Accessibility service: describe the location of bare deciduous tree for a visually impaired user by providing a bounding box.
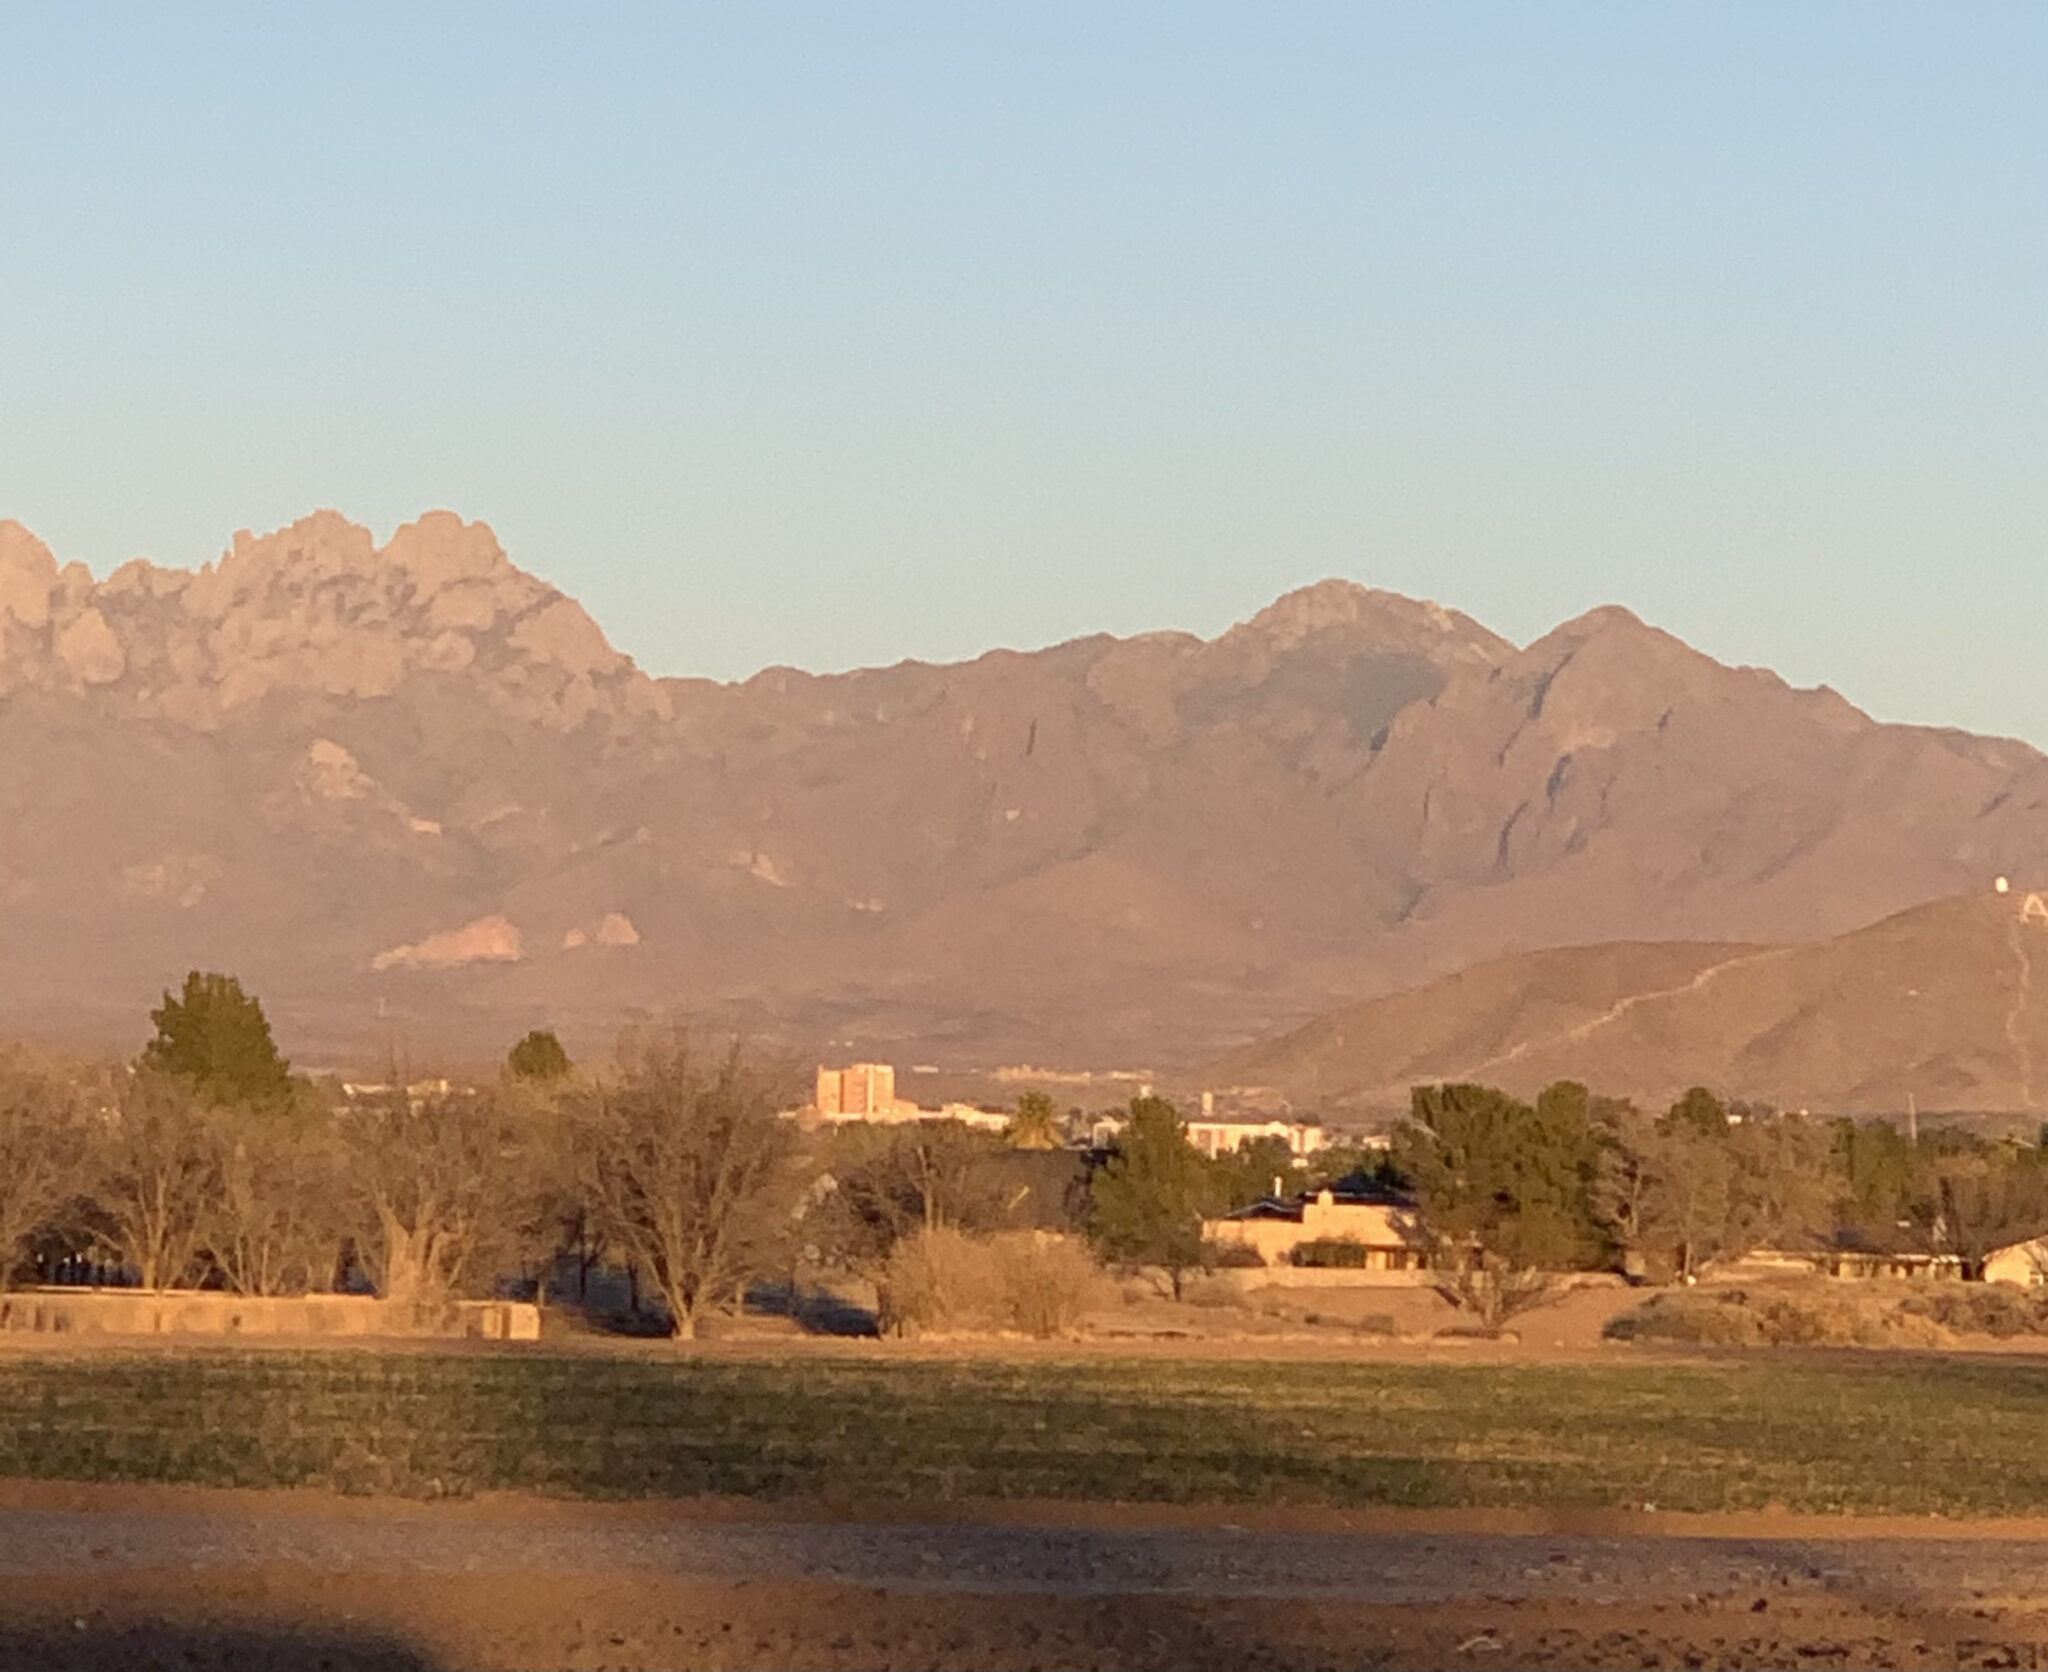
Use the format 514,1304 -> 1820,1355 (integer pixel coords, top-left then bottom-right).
340,1090 -> 528,1308
1431,1251 -> 1568,1331
1725,1113 -> 1836,1258
98,1071 -> 216,1291
201,1114 -> 348,1296
1595,1102 -> 1733,1280
0,1053 -> 88,1292
579,1031 -> 796,1339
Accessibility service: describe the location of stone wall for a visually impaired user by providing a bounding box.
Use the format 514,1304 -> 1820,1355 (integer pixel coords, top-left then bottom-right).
0,1288 -> 541,1341
1219,1265 -> 1438,1290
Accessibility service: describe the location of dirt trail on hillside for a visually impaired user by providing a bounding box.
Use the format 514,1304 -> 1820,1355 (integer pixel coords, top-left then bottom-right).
6,1485 -> 2048,1669
1454,944 -> 1792,1084
2009,913 -> 2038,1109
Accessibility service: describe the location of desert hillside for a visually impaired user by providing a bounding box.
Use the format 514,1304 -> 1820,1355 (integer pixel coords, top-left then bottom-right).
2,510 -> 2044,1069
1209,890 -> 2048,1117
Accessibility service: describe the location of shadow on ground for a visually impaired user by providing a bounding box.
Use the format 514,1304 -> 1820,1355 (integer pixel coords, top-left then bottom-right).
0,1622 -> 432,1672
747,1279 -> 880,1336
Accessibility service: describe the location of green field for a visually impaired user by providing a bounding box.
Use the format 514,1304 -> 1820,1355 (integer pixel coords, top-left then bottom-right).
3,1348 -> 2047,1515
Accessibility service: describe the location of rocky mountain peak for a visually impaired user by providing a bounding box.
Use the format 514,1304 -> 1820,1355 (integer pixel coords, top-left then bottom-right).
1230,578 -> 1511,666
1510,603 -> 1874,739
195,510 -> 520,610
0,521 -> 60,629
0,511 -> 666,730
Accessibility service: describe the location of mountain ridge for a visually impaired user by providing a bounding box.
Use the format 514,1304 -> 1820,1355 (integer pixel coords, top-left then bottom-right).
3,508 -> 2043,1077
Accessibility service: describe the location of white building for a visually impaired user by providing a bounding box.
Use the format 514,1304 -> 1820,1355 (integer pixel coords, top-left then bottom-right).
1183,1116 -> 1328,1160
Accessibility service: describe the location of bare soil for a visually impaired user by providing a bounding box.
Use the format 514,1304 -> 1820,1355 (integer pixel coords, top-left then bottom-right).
8,1568 -> 2036,1672
7,1483 -> 2048,1670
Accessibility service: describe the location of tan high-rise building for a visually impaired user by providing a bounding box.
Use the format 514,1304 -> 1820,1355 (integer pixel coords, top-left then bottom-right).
814,1062 -> 904,1119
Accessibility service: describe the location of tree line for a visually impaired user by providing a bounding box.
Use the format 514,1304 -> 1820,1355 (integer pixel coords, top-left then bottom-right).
0,976 -> 812,1336
0,975 -> 1102,1336
1073,1083 -> 2048,1325
6,971 -> 2044,1338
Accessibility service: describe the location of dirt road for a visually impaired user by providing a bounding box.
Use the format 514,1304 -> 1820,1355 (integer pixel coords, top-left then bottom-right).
4,1485 -> 2048,1669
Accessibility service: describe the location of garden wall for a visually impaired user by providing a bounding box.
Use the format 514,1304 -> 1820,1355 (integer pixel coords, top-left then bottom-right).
1221,1266 -> 1437,1290
0,1287 -> 540,1341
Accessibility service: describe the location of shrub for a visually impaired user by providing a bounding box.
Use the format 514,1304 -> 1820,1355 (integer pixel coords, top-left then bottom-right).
1897,1284 -> 2048,1338
1202,1238 -> 1266,1268
1604,1282 -> 1955,1349
878,1228 -> 1104,1337
1290,1236 -> 1371,1269
995,1231 -> 1105,1337
878,1227 -> 1002,1335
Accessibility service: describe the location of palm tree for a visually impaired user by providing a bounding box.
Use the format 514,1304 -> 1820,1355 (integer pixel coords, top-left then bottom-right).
1004,1090 -> 1064,1150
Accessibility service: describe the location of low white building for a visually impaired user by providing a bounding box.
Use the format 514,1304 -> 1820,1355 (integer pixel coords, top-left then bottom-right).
1184,1117 -> 1327,1160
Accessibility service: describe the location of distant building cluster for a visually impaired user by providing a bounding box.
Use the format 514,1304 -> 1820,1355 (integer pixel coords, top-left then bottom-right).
335,1076 -> 467,1113
1181,1088 -> 1329,1160
808,1063 -> 1006,1131
808,1063 -> 1349,1154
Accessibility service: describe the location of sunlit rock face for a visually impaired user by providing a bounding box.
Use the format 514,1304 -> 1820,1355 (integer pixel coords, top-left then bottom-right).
1,509 -> 2044,1071
0,510 -> 670,729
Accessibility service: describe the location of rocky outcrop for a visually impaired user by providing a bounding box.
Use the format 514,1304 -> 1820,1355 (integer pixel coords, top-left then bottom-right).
0,510 -> 669,730
372,915 -> 526,972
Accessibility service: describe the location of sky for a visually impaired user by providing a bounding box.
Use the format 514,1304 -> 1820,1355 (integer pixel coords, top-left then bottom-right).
2,3 -> 2043,743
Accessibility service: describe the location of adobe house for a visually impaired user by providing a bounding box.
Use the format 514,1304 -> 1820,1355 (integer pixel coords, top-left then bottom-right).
1204,1186 -> 1430,1277
1982,1237 -> 2048,1286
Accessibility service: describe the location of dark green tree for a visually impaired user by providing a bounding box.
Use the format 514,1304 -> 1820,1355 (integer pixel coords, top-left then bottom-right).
1928,1141 -> 2048,1278
141,971 -> 292,1108
1665,1085 -> 1730,1139
507,1028 -> 573,1082
1087,1095 -> 1218,1298
1393,1081 -> 1603,1326
1212,1133 -> 1302,1210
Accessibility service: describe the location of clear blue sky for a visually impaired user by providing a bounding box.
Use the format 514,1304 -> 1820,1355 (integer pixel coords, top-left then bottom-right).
3,4 -> 2043,742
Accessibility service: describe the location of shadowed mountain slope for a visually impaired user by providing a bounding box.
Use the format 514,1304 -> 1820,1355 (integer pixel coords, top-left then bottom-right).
1209,891 -> 2048,1117
2,510 -> 2044,1069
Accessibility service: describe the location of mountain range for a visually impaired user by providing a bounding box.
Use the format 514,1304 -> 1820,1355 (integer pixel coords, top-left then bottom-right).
2,509 -> 2044,1090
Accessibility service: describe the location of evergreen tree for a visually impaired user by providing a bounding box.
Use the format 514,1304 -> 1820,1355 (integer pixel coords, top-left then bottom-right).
1665,1085 -> 1730,1138
1394,1081 -> 1603,1326
141,971 -> 292,1109
507,1028 -> 573,1082
1087,1095 -> 1217,1298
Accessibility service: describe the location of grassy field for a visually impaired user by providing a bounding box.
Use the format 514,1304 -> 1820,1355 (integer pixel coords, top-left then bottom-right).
4,1347 -> 2048,1515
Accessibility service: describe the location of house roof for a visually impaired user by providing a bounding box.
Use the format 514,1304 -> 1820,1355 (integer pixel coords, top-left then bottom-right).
1218,1186 -> 1410,1225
